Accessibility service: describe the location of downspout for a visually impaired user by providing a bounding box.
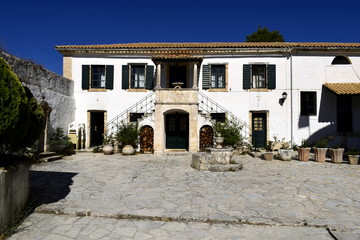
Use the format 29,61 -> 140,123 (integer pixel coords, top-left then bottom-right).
289,48 -> 294,147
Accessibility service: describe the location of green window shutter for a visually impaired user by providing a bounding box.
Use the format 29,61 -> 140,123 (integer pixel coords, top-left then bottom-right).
202,65 -> 210,89
122,65 -> 129,89
243,64 -> 251,90
145,65 -> 154,90
82,65 -> 90,90
267,64 -> 276,89
105,65 -> 114,89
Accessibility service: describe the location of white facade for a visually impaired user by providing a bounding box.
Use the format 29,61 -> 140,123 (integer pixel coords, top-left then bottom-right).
56,43 -> 360,151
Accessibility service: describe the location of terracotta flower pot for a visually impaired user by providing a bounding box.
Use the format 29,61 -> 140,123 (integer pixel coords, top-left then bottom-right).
348,155 -> 359,165
298,148 -> 311,161
329,148 -> 344,164
263,152 -> 274,161
314,148 -> 327,163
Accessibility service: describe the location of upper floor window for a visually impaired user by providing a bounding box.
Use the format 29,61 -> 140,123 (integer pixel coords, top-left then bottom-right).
202,64 -> 227,90
301,91 -> 317,116
82,65 -> 114,90
243,64 -> 276,90
122,64 -> 154,90
331,56 -> 351,65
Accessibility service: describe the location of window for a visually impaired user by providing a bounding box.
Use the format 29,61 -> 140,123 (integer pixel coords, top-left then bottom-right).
331,56 -> 351,65
130,113 -> 144,122
210,65 -> 226,88
91,65 -> 106,88
131,65 -> 145,88
243,64 -> 276,90
301,92 -> 317,116
211,113 -> 226,122
122,64 -> 154,90
82,65 -> 114,90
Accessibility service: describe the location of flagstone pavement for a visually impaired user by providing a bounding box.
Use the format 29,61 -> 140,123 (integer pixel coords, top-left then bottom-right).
8,153 -> 360,240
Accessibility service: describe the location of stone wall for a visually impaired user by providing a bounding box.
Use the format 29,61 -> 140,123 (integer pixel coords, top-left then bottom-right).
0,162 -> 30,232
0,51 -> 75,137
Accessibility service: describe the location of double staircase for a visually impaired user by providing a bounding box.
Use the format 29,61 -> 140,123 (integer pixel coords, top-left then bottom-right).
105,90 -> 251,139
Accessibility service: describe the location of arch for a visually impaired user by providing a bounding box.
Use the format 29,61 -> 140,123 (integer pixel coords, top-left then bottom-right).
163,108 -> 189,115
199,125 -> 213,151
139,125 -> 154,152
331,56 -> 351,65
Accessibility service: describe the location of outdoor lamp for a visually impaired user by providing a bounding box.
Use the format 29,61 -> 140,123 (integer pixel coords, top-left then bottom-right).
280,92 -> 288,106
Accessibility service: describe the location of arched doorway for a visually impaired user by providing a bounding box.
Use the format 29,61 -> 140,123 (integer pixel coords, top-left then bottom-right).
140,125 -> 154,152
199,125 -> 213,151
165,112 -> 189,150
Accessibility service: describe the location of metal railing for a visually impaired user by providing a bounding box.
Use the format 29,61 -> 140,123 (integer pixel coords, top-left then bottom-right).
198,91 -> 251,139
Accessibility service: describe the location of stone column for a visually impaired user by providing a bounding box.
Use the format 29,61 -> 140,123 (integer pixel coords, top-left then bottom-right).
154,63 -> 161,89
192,62 -> 198,89
43,107 -> 52,152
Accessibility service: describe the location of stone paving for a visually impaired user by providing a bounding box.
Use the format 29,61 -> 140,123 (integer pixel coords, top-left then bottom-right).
9,153 -> 360,239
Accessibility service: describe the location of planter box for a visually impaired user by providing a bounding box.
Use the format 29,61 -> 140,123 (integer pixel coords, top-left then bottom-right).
298,148 -> 311,161
348,155 -> 359,165
278,149 -> 293,161
314,148 -> 327,163
329,148 -> 344,164
263,152 -> 274,161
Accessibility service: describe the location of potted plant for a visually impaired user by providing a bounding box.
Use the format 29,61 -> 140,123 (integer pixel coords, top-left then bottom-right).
346,148 -> 360,165
313,138 -> 328,163
102,132 -> 114,155
116,122 -> 139,155
278,141 -> 293,161
263,140 -> 274,161
298,139 -> 311,162
329,145 -> 344,164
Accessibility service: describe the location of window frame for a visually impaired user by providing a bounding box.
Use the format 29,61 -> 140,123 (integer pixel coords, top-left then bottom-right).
129,64 -> 147,89
300,91 -> 317,116
210,64 -> 226,89
90,65 -> 106,89
251,64 -> 267,89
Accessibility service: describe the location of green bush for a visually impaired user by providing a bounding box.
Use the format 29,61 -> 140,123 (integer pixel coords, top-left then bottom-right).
212,120 -> 243,148
0,57 -> 44,155
50,128 -> 74,155
115,122 -> 139,149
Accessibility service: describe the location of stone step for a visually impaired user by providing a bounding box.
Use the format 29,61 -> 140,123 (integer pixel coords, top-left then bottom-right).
40,155 -> 63,162
38,152 -> 57,158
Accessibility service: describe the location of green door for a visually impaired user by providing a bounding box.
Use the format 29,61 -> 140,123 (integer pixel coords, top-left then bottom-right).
166,113 -> 189,149
252,113 -> 266,148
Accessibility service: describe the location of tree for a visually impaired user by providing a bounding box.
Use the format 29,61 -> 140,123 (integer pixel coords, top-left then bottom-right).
0,57 -> 44,154
246,26 -> 285,42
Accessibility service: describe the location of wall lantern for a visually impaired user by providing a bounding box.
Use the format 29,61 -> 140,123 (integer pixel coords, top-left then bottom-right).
280,92 -> 288,106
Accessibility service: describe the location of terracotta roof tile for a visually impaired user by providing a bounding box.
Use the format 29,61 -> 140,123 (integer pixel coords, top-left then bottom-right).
324,83 -> 360,95
55,42 -> 360,50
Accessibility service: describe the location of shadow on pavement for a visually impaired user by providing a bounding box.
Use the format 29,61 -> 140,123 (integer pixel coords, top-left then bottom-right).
30,170 -> 78,205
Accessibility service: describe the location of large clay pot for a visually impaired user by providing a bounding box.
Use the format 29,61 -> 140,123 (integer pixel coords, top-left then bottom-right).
122,145 -> 135,155
103,145 -> 114,155
329,148 -> 344,164
348,155 -> 359,165
278,149 -> 293,161
298,148 -> 311,161
314,148 -> 327,163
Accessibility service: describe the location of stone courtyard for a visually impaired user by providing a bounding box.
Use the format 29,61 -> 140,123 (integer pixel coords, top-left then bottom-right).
8,153 -> 360,240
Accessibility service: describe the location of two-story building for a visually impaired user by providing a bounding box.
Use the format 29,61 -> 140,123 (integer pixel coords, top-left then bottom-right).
55,42 -> 360,153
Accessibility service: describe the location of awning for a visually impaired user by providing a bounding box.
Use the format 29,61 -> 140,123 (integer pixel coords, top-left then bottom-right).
323,83 -> 360,95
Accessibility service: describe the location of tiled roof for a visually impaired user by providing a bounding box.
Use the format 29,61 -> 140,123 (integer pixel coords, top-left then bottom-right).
324,83 -> 360,95
55,42 -> 360,50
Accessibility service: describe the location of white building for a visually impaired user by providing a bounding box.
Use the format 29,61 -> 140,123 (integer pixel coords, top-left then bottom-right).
56,42 -> 360,152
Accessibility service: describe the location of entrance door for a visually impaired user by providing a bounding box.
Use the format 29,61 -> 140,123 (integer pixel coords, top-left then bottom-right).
90,112 -> 104,147
166,113 -> 189,149
169,66 -> 187,87
252,113 -> 267,148
337,95 -> 352,133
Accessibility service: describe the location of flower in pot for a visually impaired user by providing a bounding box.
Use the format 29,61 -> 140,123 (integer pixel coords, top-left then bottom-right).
102,132 -> 114,155
313,138 -> 328,163
278,141 -> 293,161
346,148 -> 360,165
298,139 -> 311,162
329,144 -> 344,164
116,122 -> 139,155
263,140 -> 274,161
212,120 -> 243,149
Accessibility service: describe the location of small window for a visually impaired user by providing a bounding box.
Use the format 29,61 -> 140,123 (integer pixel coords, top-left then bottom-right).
91,65 -> 106,88
331,56 -> 351,65
210,65 -> 226,88
301,92 -> 317,116
131,65 -> 146,89
211,113 -> 226,122
130,113 -> 144,122
252,65 -> 266,89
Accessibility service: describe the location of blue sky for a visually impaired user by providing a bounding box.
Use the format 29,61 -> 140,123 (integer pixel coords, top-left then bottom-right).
1,0 -> 359,75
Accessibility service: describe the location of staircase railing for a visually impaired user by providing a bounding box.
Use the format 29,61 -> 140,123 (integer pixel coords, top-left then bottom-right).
105,92 -> 155,135
198,91 -> 251,140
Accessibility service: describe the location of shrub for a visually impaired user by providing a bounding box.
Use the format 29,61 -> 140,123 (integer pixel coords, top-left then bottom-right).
0,57 -> 44,155
50,128 -> 74,155
115,122 -> 139,149
212,120 -> 243,148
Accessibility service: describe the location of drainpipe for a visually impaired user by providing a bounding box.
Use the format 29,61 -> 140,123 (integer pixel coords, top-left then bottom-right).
289,48 -> 294,147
